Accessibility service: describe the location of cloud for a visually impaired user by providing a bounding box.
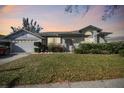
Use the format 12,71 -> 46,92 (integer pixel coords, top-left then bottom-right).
0,6 -> 15,13
0,18 -> 21,35
0,5 -> 124,37
0,5 -> 27,17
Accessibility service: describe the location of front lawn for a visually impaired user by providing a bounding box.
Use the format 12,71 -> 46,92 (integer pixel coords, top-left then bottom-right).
0,54 -> 124,86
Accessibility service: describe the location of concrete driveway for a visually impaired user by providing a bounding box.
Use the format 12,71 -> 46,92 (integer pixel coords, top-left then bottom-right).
0,53 -> 30,65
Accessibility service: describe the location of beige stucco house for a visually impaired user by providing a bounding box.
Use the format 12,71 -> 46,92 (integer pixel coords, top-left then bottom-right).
2,25 -> 111,53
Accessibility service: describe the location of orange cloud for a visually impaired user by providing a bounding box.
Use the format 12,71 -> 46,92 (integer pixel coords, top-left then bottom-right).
0,5 -> 124,38
0,18 -> 21,35
0,5 -> 15,14
0,5 -> 26,17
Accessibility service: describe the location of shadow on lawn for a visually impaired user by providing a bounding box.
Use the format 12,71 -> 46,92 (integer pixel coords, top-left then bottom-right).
0,67 -> 25,88
0,66 -> 25,88
7,77 -> 20,88
0,66 -> 25,73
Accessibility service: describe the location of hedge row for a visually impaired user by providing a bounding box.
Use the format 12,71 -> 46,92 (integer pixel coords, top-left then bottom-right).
48,44 -> 65,52
119,49 -> 124,57
34,42 -> 66,52
74,42 -> 124,54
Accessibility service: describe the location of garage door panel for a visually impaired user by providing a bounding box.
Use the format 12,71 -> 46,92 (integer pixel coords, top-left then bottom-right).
12,41 -> 35,53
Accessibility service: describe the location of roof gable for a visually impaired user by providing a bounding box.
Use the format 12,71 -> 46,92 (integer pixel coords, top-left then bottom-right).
4,29 -> 44,40
79,25 -> 102,33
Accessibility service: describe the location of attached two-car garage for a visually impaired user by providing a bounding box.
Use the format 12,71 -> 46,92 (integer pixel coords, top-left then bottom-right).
4,29 -> 44,53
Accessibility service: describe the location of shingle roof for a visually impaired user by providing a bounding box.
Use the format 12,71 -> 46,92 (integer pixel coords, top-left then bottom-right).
3,25 -> 111,39
39,25 -> 104,37
98,32 -> 112,37
40,32 -> 84,37
79,25 -> 102,33
4,29 -> 45,39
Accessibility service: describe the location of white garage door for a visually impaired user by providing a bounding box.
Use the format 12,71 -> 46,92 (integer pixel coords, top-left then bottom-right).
12,41 -> 35,53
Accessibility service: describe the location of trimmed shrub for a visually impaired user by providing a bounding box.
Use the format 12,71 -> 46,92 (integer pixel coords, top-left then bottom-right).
90,49 -> 102,54
74,41 -> 124,54
105,42 -> 124,53
74,48 -> 82,54
48,44 -> 65,52
74,48 -> 89,54
119,49 -> 124,57
101,50 -> 110,54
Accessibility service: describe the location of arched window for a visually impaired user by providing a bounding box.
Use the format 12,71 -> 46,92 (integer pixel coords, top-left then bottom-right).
84,31 -> 94,43
85,31 -> 92,36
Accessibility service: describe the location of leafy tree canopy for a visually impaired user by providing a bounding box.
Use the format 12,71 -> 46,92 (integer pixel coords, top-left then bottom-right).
65,5 -> 121,21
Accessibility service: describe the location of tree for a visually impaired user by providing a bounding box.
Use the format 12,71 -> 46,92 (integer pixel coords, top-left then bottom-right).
11,17 -> 43,33
65,5 -> 121,20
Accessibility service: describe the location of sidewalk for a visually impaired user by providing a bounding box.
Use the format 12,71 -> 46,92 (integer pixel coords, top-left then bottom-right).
13,78 -> 124,88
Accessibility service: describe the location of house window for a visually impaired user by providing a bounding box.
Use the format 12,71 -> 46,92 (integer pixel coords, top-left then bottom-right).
85,31 -> 92,36
48,37 -> 61,45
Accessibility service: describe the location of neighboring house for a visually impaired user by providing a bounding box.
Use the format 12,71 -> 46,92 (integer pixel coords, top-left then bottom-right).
3,25 -> 111,53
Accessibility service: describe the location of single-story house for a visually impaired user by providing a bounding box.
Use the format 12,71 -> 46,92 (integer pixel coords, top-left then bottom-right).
3,25 -> 111,53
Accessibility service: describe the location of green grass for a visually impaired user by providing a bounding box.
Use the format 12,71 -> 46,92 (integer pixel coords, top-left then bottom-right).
0,54 -> 124,86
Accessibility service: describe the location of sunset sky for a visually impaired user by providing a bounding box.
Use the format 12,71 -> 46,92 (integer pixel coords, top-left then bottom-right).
0,5 -> 124,39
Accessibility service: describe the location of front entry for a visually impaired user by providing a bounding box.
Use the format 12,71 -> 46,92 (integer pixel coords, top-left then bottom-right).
65,39 -> 74,52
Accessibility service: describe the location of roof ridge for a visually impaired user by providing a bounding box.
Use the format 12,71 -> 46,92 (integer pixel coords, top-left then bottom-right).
4,29 -> 44,39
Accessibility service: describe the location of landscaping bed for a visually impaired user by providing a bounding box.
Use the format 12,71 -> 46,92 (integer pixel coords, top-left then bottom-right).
0,54 -> 124,86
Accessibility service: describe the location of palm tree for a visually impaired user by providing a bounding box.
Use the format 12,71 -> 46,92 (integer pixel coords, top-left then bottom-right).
22,18 -> 42,33
11,17 -> 43,33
